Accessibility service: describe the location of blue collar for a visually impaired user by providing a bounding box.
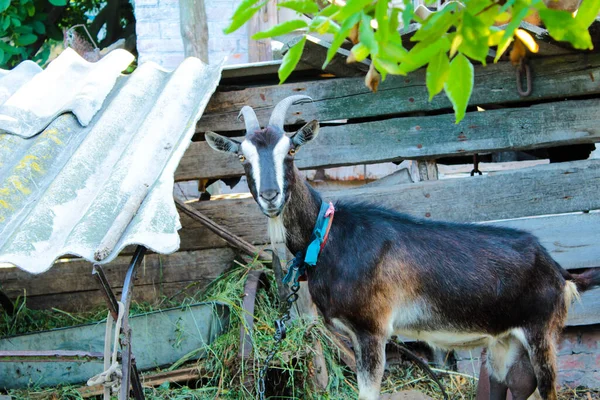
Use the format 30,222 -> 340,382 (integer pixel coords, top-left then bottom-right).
282,200 -> 335,286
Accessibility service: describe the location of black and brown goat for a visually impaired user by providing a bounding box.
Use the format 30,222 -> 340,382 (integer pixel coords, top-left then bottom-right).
206,95 -> 600,400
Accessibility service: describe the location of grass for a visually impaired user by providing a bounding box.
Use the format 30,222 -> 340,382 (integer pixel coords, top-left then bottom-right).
2,260 -> 600,399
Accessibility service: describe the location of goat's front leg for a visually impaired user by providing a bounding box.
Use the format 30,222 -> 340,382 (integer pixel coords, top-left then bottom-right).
353,332 -> 386,400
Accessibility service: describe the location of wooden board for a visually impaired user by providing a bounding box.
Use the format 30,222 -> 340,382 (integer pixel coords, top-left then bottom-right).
0,248 -> 236,311
175,159 -> 600,252
0,302 -> 228,389
566,287 -> 600,326
178,98 -> 600,181
197,53 -> 600,133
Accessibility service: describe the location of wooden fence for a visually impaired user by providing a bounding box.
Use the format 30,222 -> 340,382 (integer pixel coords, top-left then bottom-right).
2,52 -> 599,330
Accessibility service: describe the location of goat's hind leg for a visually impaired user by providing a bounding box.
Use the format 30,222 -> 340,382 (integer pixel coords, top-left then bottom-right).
354,332 -> 387,400
523,328 -> 558,400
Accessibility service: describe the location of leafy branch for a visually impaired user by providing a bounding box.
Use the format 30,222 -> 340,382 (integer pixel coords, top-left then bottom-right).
225,0 -> 600,123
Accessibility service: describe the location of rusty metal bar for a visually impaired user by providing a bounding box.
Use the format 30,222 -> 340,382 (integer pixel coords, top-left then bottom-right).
93,245 -> 146,400
239,270 -> 268,359
0,350 -> 104,363
120,245 -> 146,400
92,264 -> 120,321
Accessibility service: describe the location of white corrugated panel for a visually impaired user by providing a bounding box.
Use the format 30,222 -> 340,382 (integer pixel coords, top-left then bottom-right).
0,49 -> 222,273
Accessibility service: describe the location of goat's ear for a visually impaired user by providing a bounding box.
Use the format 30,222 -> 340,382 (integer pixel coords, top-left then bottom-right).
205,131 -> 240,154
291,120 -> 319,147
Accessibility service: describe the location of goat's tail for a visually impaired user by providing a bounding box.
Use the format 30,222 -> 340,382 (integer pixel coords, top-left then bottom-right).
561,268 -> 600,293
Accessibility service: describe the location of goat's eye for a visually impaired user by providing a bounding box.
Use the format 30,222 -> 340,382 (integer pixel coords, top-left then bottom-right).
238,154 -> 246,162
288,148 -> 296,156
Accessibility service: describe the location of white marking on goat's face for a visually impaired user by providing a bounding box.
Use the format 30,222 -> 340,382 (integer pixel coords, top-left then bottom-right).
239,128 -> 294,218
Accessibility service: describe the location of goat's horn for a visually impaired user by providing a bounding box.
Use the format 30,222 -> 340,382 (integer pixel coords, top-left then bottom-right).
238,106 -> 261,134
268,95 -> 313,130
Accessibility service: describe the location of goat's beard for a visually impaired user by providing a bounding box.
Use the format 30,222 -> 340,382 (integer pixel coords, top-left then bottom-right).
268,214 -> 287,247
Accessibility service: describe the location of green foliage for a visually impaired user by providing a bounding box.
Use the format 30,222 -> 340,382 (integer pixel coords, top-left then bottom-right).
226,0 -> 599,123
444,52 -> 474,123
0,0 -> 134,68
279,35 -> 306,83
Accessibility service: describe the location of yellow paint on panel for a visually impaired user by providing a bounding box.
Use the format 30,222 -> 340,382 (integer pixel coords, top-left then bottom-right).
8,176 -> 31,195
42,128 -> 63,145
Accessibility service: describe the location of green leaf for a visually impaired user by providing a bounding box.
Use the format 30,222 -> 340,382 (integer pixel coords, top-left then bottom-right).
335,0 -> 373,20
0,41 -> 20,54
1,16 -> 10,30
379,39 -> 409,63
11,17 -> 21,27
539,9 -> 593,49
411,3 -> 458,45
500,1 -> 528,42
373,56 -> 403,75
390,8 -> 400,33
252,20 -> 307,39
48,0 -> 66,6
278,0 -> 319,14
444,53 -> 473,123
426,51 -> 449,101
232,0 -> 260,20
402,1 -> 413,29
0,0 -> 9,12
323,11 -> 361,68
359,12 -> 378,55
279,35 -> 306,84
14,32 -> 37,45
0,48 -> 5,64
224,2 -> 264,34
310,16 -> 340,34
14,24 -> 32,34
458,11 -> 490,63
316,4 -> 340,17
349,42 -> 370,61
398,36 -> 451,74
26,3 -> 34,16
31,20 -> 44,34
576,0 -> 600,28
375,0 -> 389,43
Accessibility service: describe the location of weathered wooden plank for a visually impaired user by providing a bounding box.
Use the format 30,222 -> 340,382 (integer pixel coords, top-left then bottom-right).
0,302 -> 227,388
178,97 -> 600,181
566,287 -> 600,326
0,247 -> 235,300
175,161 -> 600,264
487,212 -> 600,272
16,280 -> 224,312
197,53 -> 600,133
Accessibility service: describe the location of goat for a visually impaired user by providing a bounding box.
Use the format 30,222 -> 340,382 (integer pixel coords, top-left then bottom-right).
206,95 -> 600,400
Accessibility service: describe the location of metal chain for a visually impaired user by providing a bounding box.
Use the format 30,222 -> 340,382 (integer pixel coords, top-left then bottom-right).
257,281 -> 301,400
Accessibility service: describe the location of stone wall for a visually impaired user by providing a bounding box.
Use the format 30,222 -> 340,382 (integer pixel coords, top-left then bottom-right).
133,0 -> 248,69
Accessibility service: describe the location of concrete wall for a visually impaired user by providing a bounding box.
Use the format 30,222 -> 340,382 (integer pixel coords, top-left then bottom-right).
134,0 -> 248,69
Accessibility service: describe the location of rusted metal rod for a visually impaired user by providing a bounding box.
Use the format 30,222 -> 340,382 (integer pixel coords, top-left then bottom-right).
93,245 -> 146,400
120,245 -> 146,400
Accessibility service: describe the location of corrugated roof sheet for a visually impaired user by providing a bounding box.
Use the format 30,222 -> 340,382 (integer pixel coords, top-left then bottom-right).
0,49 -> 222,274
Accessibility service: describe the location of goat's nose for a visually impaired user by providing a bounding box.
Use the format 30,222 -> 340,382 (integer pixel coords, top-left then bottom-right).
260,189 -> 279,202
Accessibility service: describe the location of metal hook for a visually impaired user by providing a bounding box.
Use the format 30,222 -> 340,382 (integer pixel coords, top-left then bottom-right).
516,59 -> 532,97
